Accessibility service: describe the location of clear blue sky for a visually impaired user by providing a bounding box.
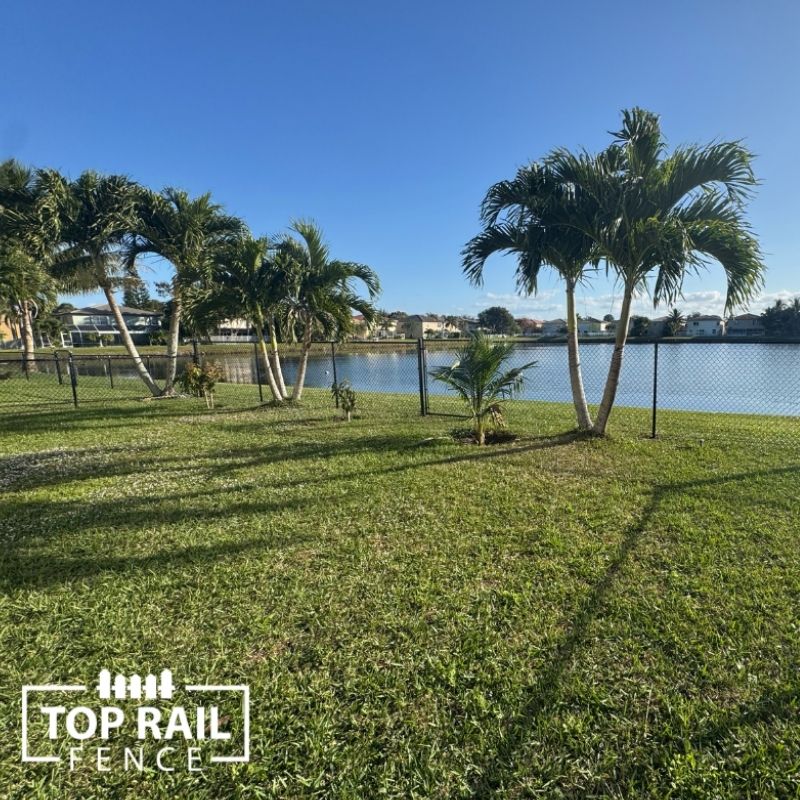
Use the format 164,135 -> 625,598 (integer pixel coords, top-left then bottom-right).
2,0 -> 798,320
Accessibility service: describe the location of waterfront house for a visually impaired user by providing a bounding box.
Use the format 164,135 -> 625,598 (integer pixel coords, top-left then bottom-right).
726,313 -> 765,337
683,315 -> 726,337
55,304 -> 162,346
541,318 -> 567,336
577,317 -> 610,336
516,318 -> 544,336
404,315 -> 460,339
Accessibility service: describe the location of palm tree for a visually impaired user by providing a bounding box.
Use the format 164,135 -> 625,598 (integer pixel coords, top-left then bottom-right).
49,171 -> 161,395
666,307 -> 685,336
0,160 -> 59,369
274,221 -> 380,401
127,187 -> 246,394
550,108 -> 764,435
429,332 -> 536,445
201,236 -> 285,402
463,161 -> 598,430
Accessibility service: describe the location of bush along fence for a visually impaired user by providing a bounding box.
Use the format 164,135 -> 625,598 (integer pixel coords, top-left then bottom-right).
1,339 -> 799,441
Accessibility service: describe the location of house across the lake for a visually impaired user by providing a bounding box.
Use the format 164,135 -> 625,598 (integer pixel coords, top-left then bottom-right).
682,315 -> 726,337
541,318 -> 567,336
404,315 -> 460,339
55,304 -> 163,346
577,317 -> 610,336
726,313 -> 765,337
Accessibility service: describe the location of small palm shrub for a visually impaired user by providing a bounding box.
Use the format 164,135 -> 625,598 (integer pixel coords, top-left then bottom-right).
181,361 -> 224,408
430,332 -> 535,444
331,380 -> 357,421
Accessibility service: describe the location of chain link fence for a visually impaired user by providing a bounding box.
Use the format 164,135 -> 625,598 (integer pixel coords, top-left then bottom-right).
1,340 -> 799,442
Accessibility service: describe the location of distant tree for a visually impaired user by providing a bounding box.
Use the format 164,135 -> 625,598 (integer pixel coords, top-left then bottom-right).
630,316 -> 650,337
666,308 -> 685,336
477,306 -> 520,335
603,313 -> 615,322
761,297 -> 800,337
122,278 -> 152,309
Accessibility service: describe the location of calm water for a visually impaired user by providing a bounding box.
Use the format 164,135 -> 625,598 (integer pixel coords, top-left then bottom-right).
40,342 -> 800,416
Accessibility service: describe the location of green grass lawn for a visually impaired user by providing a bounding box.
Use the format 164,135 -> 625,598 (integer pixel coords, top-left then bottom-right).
1,390 -> 799,798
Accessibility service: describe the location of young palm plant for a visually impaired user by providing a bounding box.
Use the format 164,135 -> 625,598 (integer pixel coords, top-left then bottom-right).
430,332 -> 535,445
462,162 -> 598,430
550,108 -> 765,434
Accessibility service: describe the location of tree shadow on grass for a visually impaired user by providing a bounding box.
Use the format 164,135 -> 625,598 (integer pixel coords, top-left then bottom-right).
1,529 -> 310,593
1,428 -> 584,494
470,463 -> 800,798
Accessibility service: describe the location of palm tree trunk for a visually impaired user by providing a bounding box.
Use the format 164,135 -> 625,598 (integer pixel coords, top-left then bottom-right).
20,300 -> 38,373
267,320 -> 288,399
565,281 -> 592,430
101,283 -> 161,396
593,285 -> 634,436
253,320 -> 284,403
292,329 -> 312,401
162,287 -> 182,395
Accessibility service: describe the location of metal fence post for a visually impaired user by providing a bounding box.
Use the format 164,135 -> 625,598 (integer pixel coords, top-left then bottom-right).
54,351 -> 63,385
416,338 -> 427,416
192,339 -> 200,366
67,353 -> 79,408
107,356 -> 114,389
331,341 -> 339,407
651,340 -> 659,439
253,340 -> 264,403
22,352 -> 30,380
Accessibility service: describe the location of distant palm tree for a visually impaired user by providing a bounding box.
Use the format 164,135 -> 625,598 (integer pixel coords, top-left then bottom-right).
429,332 -> 535,445
274,221 -> 380,400
49,171 -> 162,395
666,308 -> 685,336
127,187 -> 246,394
463,161 -> 598,430
550,108 -> 764,434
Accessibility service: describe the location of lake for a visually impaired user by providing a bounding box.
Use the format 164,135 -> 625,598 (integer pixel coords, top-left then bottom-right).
43,341 -> 800,417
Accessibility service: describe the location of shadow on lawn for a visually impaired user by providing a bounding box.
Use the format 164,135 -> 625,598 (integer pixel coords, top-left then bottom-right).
470,463 -> 800,798
0,530 -> 309,593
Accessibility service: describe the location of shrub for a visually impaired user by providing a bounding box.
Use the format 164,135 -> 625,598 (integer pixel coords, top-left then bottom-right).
180,361 -> 224,408
331,380 -> 357,421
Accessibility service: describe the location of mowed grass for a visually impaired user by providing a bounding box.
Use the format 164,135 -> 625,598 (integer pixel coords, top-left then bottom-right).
1,387 -> 799,798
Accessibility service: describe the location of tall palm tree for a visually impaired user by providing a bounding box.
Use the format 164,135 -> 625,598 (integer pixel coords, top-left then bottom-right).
666,307 -> 685,336
49,171 -> 161,395
430,332 -> 536,445
550,108 -> 764,435
275,221 -> 380,401
0,160 -> 59,369
127,187 -> 246,394
463,162 -> 598,430
201,236 -> 285,402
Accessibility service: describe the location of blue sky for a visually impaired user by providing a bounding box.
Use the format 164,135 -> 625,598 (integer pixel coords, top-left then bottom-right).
2,0 -> 798,320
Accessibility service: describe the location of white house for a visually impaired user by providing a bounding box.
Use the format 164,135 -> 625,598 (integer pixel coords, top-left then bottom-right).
207,318 -> 255,342
726,313 -> 764,337
683,315 -> 726,337
55,304 -> 162,346
542,318 -> 567,336
577,317 -> 610,336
